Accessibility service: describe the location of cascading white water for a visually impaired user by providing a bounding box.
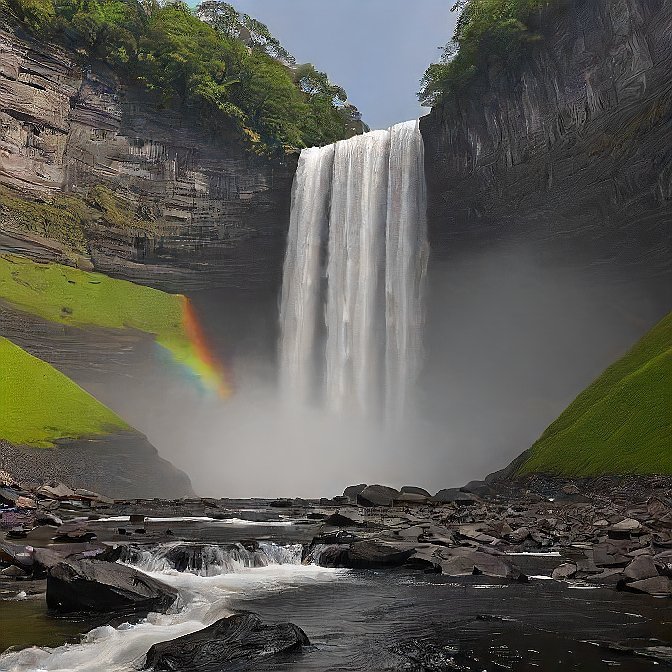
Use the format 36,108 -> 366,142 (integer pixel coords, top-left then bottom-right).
0,542 -> 339,672
279,119 -> 428,418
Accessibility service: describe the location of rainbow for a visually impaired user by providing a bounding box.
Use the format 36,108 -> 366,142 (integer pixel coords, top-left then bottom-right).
154,297 -> 234,399
181,297 -> 233,398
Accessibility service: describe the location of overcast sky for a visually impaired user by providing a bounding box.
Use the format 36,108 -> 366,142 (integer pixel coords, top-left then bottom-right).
227,0 -> 458,130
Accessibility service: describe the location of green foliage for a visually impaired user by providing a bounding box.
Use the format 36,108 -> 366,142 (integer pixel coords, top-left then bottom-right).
516,312 -> 672,477
419,0 -> 549,106
3,0 -> 362,152
0,184 -> 154,254
0,336 -> 129,448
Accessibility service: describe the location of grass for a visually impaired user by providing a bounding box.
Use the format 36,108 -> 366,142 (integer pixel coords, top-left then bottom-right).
0,254 -> 205,382
0,337 -> 129,447
516,312 -> 672,476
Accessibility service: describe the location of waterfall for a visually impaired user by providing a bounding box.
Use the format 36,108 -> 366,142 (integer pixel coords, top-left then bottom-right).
279,119 -> 428,418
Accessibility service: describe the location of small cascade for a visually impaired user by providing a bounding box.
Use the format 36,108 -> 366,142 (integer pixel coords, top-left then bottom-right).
279,119 -> 428,419
122,541 -> 303,576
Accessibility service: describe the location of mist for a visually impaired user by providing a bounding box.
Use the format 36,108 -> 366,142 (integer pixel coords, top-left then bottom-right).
80,231 -> 666,499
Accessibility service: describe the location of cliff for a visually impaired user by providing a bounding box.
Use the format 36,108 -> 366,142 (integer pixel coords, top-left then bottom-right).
0,27 -> 296,291
420,0 -> 671,271
418,0 -> 672,480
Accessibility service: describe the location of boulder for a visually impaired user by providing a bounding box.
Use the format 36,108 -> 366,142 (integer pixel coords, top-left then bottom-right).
37,483 -> 76,500
0,541 -> 33,571
439,549 -> 525,581
620,576 -> 671,597
1,564 -> 28,577
269,499 -> 293,508
400,486 -> 431,497
307,544 -> 350,567
394,492 -> 428,505
432,488 -> 478,505
460,481 -> 494,497
144,612 -> 309,671
508,527 -> 531,543
357,485 -> 400,507
347,541 -> 414,568
552,563 -> 578,580
323,512 -> 362,528
47,559 -> 177,614
623,556 -> 659,582
343,484 -> 367,500
16,496 -> 37,509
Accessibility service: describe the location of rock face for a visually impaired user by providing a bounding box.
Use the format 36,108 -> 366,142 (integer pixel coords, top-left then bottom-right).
419,0 -> 672,475
0,28 -> 296,291
0,435 -> 194,500
47,558 -> 178,613
144,612 -> 310,671
420,0 -> 671,271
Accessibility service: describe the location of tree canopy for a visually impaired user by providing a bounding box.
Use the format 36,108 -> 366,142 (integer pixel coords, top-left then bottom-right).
419,0 -> 549,107
1,0 -> 364,154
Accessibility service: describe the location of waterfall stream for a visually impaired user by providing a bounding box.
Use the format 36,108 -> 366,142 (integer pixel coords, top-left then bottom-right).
279,119 -> 428,418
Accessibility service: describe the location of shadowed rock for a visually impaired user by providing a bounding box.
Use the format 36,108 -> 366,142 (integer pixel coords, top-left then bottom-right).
343,484 -> 367,501
357,485 -> 400,507
144,612 -> 309,671
47,558 -> 177,614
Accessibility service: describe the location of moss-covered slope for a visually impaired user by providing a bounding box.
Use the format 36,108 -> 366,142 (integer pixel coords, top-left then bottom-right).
0,254 -> 230,395
0,337 -> 129,447
516,312 -> 672,476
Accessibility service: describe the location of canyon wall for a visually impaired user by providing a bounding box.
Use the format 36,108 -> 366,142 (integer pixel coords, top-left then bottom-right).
418,0 -> 672,480
0,27 -> 296,290
420,0 -> 671,268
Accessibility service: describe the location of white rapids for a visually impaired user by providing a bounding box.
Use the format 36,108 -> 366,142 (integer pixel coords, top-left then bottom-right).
279,119 -> 429,419
0,543 -> 344,672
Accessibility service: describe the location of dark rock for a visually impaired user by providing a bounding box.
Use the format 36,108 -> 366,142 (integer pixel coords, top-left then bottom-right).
619,575 -> 671,597
144,612 -> 309,671
1,564 -> 28,577
343,484 -> 368,500
323,512 -> 362,527
307,544 -> 350,567
47,558 -> 178,614
306,512 -> 327,520
34,511 -> 63,526
357,485 -> 400,507
347,541 -> 414,568
6,527 -> 28,539
400,486 -> 431,497
54,528 -> 98,543
552,563 -> 578,580
460,480 -> 494,497
394,493 -> 428,505
0,541 -> 34,570
431,489 -> 478,505
269,499 -> 293,508
623,556 -> 659,582
130,514 -> 146,525
439,550 -> 525,581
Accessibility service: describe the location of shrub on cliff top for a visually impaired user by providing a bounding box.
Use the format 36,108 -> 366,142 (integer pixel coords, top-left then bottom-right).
0,0 -> 363,153
419,0 -> 551,106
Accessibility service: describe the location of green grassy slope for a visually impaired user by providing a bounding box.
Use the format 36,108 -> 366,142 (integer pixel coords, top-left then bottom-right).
516,312 -> 672,476
0,337 -> 129,447
0,253 -> 230,396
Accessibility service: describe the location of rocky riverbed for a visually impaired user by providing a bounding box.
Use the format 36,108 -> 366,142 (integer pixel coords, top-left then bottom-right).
1,472 -> 671,670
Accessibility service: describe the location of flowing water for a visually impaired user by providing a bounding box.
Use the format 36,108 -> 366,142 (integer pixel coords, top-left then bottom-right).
0,543 -> 344,672
279,120 -> 428,419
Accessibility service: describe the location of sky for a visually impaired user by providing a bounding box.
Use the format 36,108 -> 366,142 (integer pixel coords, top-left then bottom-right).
228,0 -> 458,130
